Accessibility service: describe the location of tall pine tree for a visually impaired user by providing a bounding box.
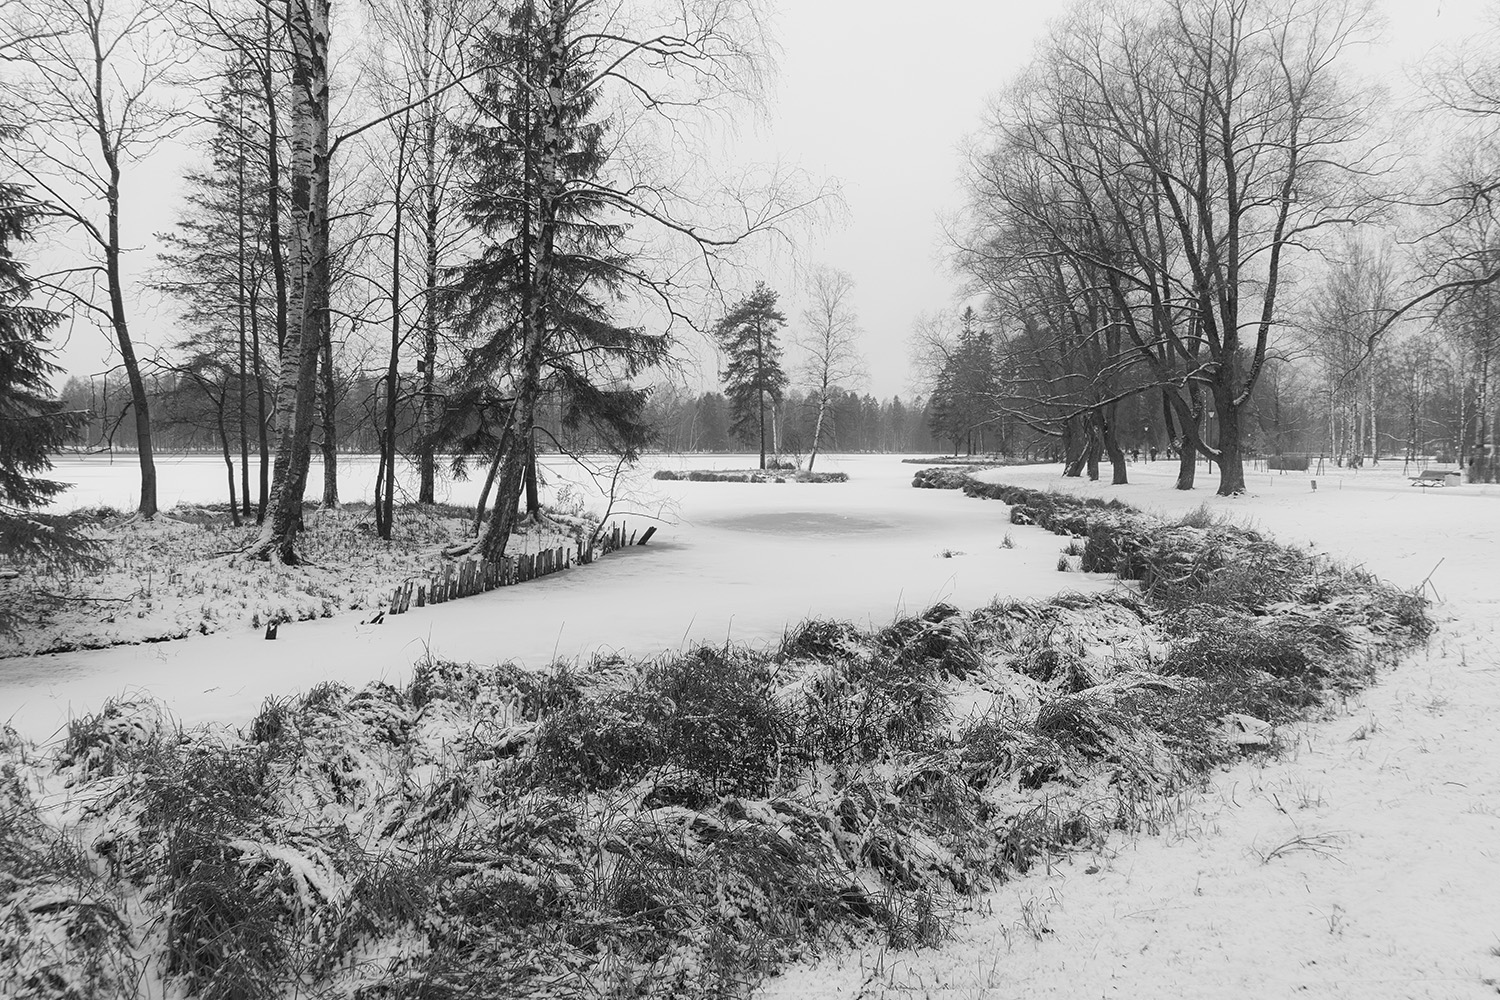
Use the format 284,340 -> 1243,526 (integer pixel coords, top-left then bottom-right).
928,307 -> 997,455
716,283 -> 788,469
445,0 -> 668,561
156,57 -> 278,524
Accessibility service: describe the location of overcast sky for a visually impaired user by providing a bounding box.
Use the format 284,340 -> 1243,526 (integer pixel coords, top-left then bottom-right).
44,0 -> 1497,400
744,0 -> 1491,399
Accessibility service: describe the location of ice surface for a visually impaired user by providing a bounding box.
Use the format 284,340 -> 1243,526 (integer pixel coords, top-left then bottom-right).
0,455 -> 1112,742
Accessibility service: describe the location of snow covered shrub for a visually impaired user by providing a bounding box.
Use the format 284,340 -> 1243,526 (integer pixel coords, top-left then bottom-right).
1174,503 -> 1225,529
787,657 -> 945,767
910,467 -> 970,490
644,647 -> 784,796
0,778 -> 136,1000
533,691 -> 667,791
1158,613 -> 1325,724
155,830 -> 294,1000
407,655 -> 511,709
780,618 -> 869,662
1113,683 -> 1232,774
1032,694 -> 1136,765
513,661 -> 586,719
875,603 -> 982,680
1081,521 -> 1149,576
652,469 -> 683,480
959,709 -> 1071,795
58,698 -> 171,780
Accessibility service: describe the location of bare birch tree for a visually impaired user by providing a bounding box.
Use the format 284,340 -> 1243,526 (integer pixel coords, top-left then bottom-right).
3,0 -> 190,518
795,265 -> 865,472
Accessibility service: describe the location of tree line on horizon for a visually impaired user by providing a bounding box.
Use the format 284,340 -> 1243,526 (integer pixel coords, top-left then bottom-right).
10,0 -> 1500,575
929,0 -> 1500,492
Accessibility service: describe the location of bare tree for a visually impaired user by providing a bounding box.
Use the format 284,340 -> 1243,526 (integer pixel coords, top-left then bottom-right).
251,0 -> 329,561
958,0 -> 1384,494
363,0 -> 479,509
1302,233 -> 1399,464
3,0 -> 190,518
795,265 -> 865,472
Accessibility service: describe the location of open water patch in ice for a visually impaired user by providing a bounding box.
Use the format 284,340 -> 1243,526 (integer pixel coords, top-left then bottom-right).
709,510 -> 895,535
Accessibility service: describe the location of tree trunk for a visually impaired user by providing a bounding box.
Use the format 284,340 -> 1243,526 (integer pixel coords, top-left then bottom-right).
1162,387 -> 1198,491
320,310 -> 338,507
473,4 -> 564,560
114,309 -> 158,518
263,4 -> 289,358
473,436 -> 506,535
251,284 -> 270,523
1098,408 -> 1127,485
1215,395 -> 1247,496
237,105 -> 251,520
378,175 -> 403,540
252,0 -> 329,563
419,81 -> 439,504
1062,415 -> 1086,477
757,389 -> 767,469
475,362 -> 539,562
218,405 -> 240,526
100,143 -> 156,517
808,389 -> 828,473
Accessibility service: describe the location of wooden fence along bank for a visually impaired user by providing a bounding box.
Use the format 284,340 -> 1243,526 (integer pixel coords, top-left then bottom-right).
384,521 -> 657,616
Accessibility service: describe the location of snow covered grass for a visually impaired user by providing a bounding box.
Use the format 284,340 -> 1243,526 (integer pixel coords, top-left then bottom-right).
0,479 -> 1431,999
0,502 -> 588,658
653,469 -> 850,484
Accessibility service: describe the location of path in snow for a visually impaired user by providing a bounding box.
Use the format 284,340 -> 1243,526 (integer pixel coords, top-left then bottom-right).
0,455 -> 1112,744
758,461 -> 1500,1000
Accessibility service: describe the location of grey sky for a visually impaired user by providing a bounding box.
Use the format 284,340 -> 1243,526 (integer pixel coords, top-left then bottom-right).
44,0 -> 1494,400
750,0 -> 1490,399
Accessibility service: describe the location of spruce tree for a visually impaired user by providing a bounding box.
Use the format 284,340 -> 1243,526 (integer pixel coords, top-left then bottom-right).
446,0 -> 669,560
928,307 -> 997,455
0,125 -> 96,571
156,58 -> 276,523
715,283 -> 788,469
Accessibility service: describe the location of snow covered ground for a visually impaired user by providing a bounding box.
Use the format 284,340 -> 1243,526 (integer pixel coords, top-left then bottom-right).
757,460 -> 1500,1000
11,455 -> 1500,999
2,454 -> 1112,743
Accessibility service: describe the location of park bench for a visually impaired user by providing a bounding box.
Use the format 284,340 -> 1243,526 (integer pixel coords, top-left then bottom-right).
1411,470 -> 1462,488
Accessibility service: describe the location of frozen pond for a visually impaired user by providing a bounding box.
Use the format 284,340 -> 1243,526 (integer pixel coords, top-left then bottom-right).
3,453 -> 1112,740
